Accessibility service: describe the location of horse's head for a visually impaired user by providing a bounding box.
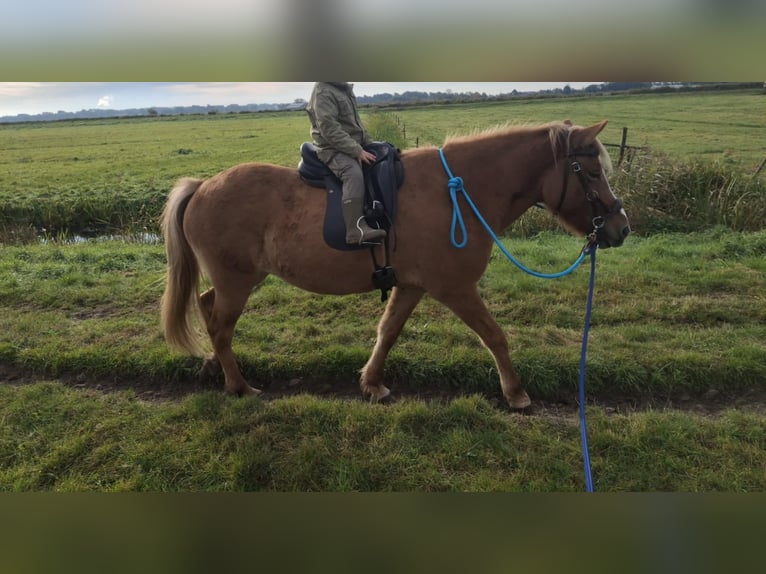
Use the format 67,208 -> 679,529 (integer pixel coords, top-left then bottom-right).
541,120 -> 630,248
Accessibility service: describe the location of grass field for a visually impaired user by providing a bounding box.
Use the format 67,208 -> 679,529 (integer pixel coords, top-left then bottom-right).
1,89 -> 765,491
2,383 -> 764,491
396,90 -> 766,173
1,229 -> 765,490
1,229 -> 765,400
1,88 -> 764,235
0,112 -> 309,235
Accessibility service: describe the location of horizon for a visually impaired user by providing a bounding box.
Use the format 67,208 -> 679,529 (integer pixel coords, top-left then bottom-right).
0,82 -> 600,118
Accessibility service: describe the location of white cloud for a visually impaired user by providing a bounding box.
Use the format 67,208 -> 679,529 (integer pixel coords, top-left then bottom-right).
97,95 -> 113,108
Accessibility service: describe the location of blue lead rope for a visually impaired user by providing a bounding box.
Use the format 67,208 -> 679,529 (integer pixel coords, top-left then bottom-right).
439,148 -> 587,278
440,147 -> 596,492
579,248 -> 597,492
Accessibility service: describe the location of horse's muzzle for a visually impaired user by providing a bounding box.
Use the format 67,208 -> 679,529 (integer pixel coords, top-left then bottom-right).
597,223 -> 631,248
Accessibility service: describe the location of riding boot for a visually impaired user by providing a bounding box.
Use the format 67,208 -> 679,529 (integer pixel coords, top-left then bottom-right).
342,198 -> 386,245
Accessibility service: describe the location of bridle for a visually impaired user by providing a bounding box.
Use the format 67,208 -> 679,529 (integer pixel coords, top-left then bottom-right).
554,148 -> 624,243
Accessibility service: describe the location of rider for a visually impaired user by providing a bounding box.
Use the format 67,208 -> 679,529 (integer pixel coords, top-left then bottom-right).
306,82 -> 386,245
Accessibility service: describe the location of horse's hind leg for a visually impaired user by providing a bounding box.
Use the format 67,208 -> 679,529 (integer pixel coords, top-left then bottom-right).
432,285 -> 531,409
360,286 -> 424,402
203,272 -> 268,397
198,288 -> 222,378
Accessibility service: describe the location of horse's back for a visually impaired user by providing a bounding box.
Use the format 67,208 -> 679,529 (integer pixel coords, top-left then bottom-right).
202,162 -> 299,196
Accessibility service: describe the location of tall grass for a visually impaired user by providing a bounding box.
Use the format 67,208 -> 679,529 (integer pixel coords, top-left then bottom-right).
615,149 -> 766,234
509,149 -> 766,238
365,111 -> 407,151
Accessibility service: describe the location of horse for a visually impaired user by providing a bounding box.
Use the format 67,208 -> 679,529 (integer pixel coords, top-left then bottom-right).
160,120 -> 630,409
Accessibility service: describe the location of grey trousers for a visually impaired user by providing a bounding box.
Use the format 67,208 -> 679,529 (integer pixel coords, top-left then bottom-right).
326,152 -> 365,202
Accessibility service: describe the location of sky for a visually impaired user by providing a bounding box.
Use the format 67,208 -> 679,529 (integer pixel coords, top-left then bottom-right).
0,82 -> 600,117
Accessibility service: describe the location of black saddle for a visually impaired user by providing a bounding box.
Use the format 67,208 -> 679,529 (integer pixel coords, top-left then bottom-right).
298,141 -> 404,252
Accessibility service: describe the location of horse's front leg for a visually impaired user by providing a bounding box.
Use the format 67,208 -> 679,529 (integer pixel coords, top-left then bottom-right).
360,286 -> 424,402
432,285 -> 531,409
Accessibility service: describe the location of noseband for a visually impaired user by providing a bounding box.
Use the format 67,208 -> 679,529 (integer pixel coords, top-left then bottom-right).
554,149 -> 624,241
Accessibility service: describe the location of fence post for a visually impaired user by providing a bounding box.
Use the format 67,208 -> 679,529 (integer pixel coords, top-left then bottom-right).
617,127 -> 629,167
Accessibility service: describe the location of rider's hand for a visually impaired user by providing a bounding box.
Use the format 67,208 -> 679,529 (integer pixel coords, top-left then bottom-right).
358,149 -> 377,165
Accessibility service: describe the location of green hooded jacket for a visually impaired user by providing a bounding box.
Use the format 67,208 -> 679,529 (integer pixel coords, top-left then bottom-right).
307,82 -> 372,163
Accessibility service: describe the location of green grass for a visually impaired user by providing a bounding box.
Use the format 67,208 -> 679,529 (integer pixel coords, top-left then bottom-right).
1,92 -> 765,492
1,229 -> 764,401
1,383 -> 763,492
0,112 -> 309,234
1,231 -> 764,492
394,89 -> 766,174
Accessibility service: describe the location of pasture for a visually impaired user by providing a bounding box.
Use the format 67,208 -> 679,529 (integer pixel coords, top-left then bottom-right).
1,88 -> 764,236
397,89 -> 766,172
1,88 -> 765,491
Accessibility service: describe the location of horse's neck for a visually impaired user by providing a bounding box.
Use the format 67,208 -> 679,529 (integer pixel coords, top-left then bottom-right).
446,131 -> 554,230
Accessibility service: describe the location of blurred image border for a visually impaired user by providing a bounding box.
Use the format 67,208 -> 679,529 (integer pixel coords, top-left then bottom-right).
1,493 -> 764,574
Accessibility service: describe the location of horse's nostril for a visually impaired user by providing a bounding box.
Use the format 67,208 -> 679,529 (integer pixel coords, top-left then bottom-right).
622,226 -> 631,238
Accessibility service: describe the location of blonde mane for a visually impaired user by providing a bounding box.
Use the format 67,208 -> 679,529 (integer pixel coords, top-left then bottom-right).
442,120 -> 612,175
444,121 -> 558,145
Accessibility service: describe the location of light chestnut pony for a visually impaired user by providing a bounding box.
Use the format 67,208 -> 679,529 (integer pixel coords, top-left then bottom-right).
161,120 -> 630,409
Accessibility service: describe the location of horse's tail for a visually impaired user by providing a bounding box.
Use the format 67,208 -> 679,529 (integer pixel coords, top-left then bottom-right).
160,177 -> 208,357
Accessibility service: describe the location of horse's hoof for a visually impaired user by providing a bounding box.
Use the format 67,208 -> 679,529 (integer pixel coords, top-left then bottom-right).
225,384 -> 262,397
241,385 -> 263,398
367,385 -> 391,404
506,390 -> 532,410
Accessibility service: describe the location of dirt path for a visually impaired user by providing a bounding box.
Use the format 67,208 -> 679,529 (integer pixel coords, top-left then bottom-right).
3,363 -> 765,418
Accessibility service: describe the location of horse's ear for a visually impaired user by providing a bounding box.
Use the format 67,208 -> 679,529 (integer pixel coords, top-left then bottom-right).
563,119 -> 573,126
571,120 -> 608,146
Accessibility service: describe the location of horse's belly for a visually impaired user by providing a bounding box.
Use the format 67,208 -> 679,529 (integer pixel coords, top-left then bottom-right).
264,249 -> 377,296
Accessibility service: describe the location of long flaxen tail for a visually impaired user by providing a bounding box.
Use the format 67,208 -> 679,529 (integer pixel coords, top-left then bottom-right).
160,177 -> 208,357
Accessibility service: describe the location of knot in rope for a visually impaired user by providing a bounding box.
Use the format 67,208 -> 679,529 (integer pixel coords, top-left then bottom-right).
447,176 -> 468,248
447,176 -> 464,193
439,149 -> 469,248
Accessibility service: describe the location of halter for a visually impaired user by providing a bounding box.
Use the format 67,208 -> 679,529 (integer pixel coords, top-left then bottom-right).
555,148 -> 624,243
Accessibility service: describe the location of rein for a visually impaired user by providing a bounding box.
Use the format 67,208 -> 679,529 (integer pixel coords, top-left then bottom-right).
439,146 -> 597,491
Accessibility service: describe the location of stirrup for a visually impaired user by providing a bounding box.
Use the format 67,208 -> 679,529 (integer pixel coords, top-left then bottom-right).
347,217 -> 386,245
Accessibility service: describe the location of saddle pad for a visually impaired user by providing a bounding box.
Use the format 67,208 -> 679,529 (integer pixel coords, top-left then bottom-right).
322,177 -> 371,252
298,142 -> 396,252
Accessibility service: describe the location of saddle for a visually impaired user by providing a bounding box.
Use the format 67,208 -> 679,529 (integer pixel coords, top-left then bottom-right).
298,141 -> 404,252
298,141 -> 405,301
